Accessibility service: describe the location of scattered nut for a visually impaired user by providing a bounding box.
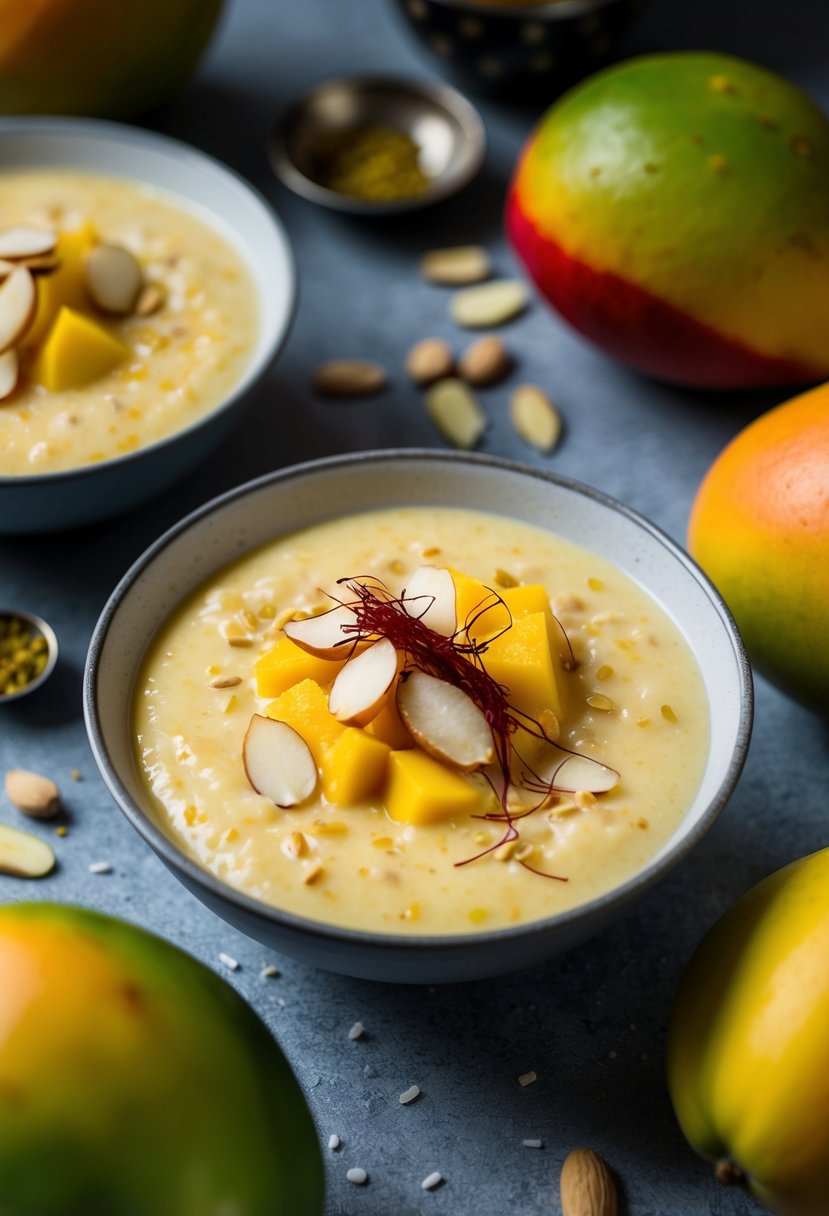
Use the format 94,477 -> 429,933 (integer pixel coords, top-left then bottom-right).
5,769 -> 61,819
135,283 -> 167,317
458,335 -> 511,386
450,279 -> 527,329
420,245 -> 490,285
0,823 -> 56,878
0,265 -> 36,354
312,360 -> 387,398
85,243 -> 143,315
0,226 -> 57,260
0,348 -> 18,400
406,337 -> 454,386
560,1147 -> 618,1216
510,383 -> 562,453
209,675 -> 242,689
425,378 -> 486,450
282,831 -> 307,859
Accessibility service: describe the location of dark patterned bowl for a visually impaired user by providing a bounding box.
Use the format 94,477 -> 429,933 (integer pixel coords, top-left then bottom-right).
392,0 -> 648,99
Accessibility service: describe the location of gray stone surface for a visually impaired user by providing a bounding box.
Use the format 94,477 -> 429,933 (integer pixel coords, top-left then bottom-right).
2,1 -> 828,1212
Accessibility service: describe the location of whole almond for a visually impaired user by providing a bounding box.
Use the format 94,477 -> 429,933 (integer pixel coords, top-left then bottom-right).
312,360 -> 387,398
0,823 -> 56,878
406,337 -> 454,386
560,1148 -> 618,1216
5,769 -> 61,819
420,245 -> 490,286
458,335 -> 511,386
510,383 -> 562,453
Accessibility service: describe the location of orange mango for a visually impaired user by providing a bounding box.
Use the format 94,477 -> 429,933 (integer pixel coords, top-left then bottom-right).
688,382 -> 829,711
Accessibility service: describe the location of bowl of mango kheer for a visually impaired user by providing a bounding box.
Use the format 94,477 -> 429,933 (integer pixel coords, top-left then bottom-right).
0,118 -> 295,533
85,451 -> 753,983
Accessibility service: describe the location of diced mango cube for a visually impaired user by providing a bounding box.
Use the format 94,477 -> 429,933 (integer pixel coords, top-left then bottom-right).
321,728 -> 390,806
498,584 -> 572,670
24,222 -> 98,350
32,306 -> 129,391
255,636 -> 343,698
450,568 -> 510,642
385,749 -> 481,826
365,699 -> 415,750
264,678 -> 344,766
480,611 -> 562,720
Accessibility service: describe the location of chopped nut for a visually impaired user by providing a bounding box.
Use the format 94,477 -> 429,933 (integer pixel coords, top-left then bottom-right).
574,790 -> 598,810
661,704 -> 678,723
282,831 -> 307,859
209,675 -> 242,689
586,693 -> 615,712
303,861 -> 324,885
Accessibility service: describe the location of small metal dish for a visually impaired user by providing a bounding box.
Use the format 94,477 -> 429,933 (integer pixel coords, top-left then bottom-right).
0,609 -> 58,704
270,74 -> 486,214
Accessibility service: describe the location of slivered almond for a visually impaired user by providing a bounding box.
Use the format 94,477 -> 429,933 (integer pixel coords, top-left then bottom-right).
21,254 -> 61,275
328,638 -> 398,726
425,378 -> 485,449
5,769 -> 61,819
0,266 -> 36,353
312,360 -> 387,398
402,566 -> 456,636
420,245 -> 490,285
533,744 -> 619,794
0,348 -> 18,400
0,226 -> 57,260
450,279 -> 527,328
510,384 -> 562,453
243,715 -> 317,807
85,243 -> 143,314
135,283 -> 167,317
0,823 -> 56,878
560,1148 -> 618,1216
397,670 -> 493,771
284,604 -> 364,659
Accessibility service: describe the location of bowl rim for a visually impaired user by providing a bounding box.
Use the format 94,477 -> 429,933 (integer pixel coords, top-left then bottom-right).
270,73 -> 486,215
0,115 -> 297,489
419,0 -> 632,18
0,607 -> 59,703
84,448 -> 754,956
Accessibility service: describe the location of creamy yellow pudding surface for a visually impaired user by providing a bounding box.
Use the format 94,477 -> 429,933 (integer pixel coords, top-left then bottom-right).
0,171 -> 258,475
135,508 -> 709,935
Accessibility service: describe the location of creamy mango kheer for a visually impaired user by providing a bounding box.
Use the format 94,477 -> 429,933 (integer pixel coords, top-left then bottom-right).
0,171 -> 258,475
135,508 -> 709,935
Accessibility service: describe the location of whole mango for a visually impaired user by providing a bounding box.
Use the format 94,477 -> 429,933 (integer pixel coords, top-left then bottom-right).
0,0 -> 223,119
688,381 -> 829,713
0,903 -> 324,1216
667,848 -> 829,1216
507,52 -> 829,388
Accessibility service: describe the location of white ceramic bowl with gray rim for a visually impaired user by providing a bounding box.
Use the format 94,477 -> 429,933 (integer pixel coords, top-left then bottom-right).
84,450 -> 753,984
0,117 -> 296,534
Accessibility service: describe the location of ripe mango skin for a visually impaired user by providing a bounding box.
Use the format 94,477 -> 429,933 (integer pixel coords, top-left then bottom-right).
687,382 -> 829,713
0,0 -> 223,119
667,849 -> 829,1216
0,903 -> 324,1216
507,52 -> 829,388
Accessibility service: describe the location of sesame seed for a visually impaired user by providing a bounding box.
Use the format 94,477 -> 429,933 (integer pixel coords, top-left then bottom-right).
421,1172 -> 443,1190
88,861 -> 112,874
348,1021 -> 365,1040
522,1139 -> 543,1148
219,952 -> 239,971
518,1071 -> 537,1087
399,1085 -> 420,1104
346,1167 -> 368,1185
328,1134 -> 341,1150
260,963 -> 279,978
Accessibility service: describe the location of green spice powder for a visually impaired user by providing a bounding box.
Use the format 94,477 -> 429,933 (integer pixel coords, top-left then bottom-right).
310,124 -> 431,203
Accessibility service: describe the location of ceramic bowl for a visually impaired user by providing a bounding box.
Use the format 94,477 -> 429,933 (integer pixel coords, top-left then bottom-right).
84,450 -> 753,984
270,75 -> 485,215
0,609 -> 58,704
0,117 -> 295,534
392,0 -> 649,98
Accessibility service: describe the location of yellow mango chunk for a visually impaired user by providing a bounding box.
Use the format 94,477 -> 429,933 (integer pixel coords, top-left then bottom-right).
385,749 -> 481,826
365,699 -> 414,750
321,728 -> 390,806
24,222 -> 98,350
450,569 -> 510,642
32,306 -> 129,391
264,678 -> 344,766
480,611 -> 562,720
255,636 -> 343,699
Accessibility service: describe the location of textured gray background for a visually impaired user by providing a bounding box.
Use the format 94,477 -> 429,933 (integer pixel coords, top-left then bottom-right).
2,1 -> 829,1212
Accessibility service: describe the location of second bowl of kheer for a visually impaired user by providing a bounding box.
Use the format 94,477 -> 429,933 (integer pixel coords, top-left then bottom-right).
84,451 -> 753,983
0,118 -> 295,533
